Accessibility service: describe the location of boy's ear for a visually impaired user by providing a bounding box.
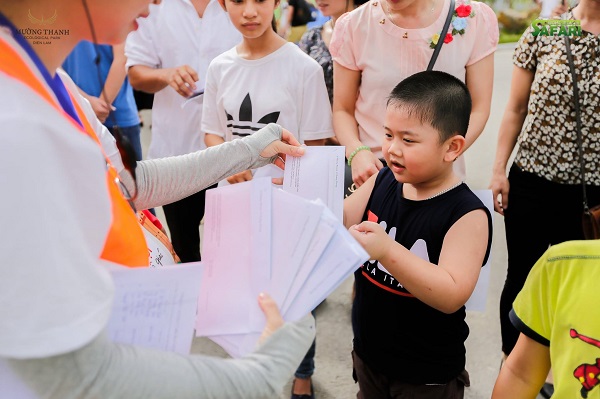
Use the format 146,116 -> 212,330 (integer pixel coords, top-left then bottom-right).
218,0 -> 227,11
443,134 -> 466,163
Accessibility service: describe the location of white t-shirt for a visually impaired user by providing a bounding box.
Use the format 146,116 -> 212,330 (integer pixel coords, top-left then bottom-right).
201,42 -> 333,144
0,30 -> 115,358
125,0 -> 241,158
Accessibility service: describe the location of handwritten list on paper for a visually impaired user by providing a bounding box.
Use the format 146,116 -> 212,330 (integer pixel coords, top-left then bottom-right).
107,263 -> 203,354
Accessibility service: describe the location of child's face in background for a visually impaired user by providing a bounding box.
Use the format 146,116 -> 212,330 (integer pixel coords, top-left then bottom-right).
223,0 -> 278,39
382,107 -> 450,185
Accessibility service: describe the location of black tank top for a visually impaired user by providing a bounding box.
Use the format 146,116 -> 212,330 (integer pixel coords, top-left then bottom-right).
352,167 -> 492,384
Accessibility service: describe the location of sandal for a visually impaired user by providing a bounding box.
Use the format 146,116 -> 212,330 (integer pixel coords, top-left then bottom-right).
291,378 -> 314,399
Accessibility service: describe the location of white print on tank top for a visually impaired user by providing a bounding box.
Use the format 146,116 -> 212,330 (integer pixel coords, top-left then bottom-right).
362,220 -> 431,295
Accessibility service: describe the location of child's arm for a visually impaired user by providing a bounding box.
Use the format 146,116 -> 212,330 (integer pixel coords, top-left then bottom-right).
205,133 -> 226,148
491,333 -> 550,399
305,139 -> 326,146
349,208 -> 489,313
343,173 -> 377,229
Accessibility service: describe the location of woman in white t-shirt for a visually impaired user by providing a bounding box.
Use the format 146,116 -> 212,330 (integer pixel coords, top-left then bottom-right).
203,0 -> 334,185
202,1 -> 333,396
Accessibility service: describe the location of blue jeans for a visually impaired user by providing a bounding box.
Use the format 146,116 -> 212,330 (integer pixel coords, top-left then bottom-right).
108,124 -> 142,161
295,310 -> 316,379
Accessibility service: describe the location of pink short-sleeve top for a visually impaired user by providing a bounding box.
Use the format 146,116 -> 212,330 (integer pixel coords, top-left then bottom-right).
330,0 -> 498,156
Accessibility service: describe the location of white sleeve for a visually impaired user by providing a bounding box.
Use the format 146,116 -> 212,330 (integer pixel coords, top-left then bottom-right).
0,103 -> 114,359
201,62 -> 227,139
125,17 -> 160,69
298,65 -> 333,142
57,69 -> 126,174
7,316 -> 316,399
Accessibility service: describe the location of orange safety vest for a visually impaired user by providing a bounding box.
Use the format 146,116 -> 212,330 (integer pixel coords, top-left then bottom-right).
0,37 -> 149,267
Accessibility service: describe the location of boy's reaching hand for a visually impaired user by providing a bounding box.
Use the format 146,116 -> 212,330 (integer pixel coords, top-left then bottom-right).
349,222 -> 393,261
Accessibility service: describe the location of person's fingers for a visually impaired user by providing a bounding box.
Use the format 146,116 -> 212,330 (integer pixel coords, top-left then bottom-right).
501,187 -> 509,212
492,195 -> 503,214
271,177 -> 284,185
172,73 -> 192,97
242,170 -> 253,181
261,141 -> 305,159
184,65 -> 199,83
375,158 -> 384,170
179,69 -> 197,92
98,99 -> 111,110
272,156 -> 285,170
280,143 -> 305,157
280,128 -> 302,147
258,292 -> 284,343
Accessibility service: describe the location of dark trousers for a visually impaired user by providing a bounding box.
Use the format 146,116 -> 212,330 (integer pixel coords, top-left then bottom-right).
162,186 -> 215,263
295,310 -> 316,379
500,164 -> 600,354
352,351 -> 469,399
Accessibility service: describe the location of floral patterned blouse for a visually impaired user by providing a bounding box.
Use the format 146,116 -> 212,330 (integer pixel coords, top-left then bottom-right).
299,27 -> 334,106
513,11 -> 600,185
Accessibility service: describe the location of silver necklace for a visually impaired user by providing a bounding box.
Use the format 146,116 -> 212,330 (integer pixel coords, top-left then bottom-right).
423,181 -> 463,201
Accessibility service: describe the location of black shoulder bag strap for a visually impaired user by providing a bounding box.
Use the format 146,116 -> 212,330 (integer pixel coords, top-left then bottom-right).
564,35 -> 590,215
427,0 -> 456,71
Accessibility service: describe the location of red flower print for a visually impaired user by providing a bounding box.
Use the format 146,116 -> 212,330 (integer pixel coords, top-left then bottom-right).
455,4 -> 472,17
443,32 -> 453,43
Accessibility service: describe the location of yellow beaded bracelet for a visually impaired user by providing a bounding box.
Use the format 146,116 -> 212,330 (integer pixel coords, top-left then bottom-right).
347,145 -> 371,166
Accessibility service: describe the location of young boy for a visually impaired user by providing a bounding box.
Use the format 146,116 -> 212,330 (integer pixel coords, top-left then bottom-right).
492,239 -> 600,399
344,71 -> 493,398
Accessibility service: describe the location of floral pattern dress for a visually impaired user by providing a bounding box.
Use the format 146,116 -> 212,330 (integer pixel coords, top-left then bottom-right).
299,27 -> 334,106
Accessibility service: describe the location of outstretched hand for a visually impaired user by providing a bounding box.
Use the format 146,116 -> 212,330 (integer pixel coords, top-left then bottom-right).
260,128 -> 306,170
348,221 -> 392,261
258,292 -> 285,344
164,65 -> 199,98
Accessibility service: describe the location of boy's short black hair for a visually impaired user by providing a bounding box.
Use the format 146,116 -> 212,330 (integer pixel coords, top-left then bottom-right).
386,71 -> 472,142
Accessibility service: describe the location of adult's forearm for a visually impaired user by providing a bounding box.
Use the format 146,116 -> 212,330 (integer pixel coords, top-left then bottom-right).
129,124 -> 282,210
7,316 -> 316,399
101,43 -> 128,105
333,109 -> 362,158
492,110 -> 526,174
127,65 -> 168,94
463,109 -> 490,151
